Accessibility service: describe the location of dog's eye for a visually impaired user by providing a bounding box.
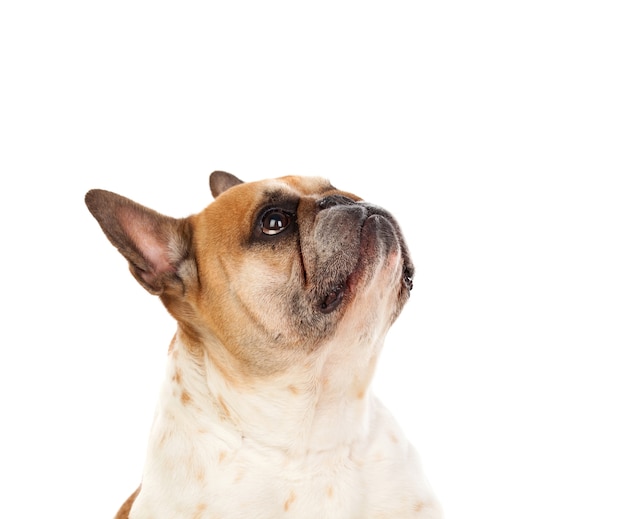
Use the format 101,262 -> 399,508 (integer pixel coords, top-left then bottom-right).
261,210 -> 292,235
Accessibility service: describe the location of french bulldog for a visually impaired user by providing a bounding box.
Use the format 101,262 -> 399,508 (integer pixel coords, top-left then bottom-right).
85,171 -> 441,519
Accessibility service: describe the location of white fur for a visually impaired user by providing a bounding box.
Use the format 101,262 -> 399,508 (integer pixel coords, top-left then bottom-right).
130,337 -> 441,519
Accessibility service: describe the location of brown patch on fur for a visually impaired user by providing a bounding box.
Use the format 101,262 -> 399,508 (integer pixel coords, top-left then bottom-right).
287,384 -> 299,395
218,451 -> 226,463
195,336 -> 249,388
217,395 -> 231,419
114,486 -> 141,519
234,468 -> 245,483
327,486 -> 334,498
389,432 -> 399,444
413,501 -> 425,512
283,490 -> 296,511
181,390 -> 192,405
192,502 -> 207,519
157,427 -> 173,447
172,367 -> 182,384
351,354 -> 379,400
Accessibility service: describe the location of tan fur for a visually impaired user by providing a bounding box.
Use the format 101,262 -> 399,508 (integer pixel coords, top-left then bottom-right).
114,486 -> 141,519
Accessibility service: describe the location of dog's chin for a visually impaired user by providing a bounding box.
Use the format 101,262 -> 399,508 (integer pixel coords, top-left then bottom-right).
319,213 -> 408,315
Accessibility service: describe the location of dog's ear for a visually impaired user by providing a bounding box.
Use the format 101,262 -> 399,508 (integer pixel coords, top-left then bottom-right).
209,171 -> 243,198
85,190 -> 194,295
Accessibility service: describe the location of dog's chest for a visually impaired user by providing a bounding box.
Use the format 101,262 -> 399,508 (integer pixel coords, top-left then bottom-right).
202,450 -> 366,518
131,408 -> 428,519
136,434 -> 371,519
128,347 -> 438,518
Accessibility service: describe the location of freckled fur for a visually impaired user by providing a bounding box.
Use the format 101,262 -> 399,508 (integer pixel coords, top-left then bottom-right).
85,172 -> 441,518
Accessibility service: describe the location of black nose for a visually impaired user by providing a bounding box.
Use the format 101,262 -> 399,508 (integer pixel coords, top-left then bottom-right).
317,194 -> 357,210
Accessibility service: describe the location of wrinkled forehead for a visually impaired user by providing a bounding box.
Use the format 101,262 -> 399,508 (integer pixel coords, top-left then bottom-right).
258,175 -> 336,198
212,175 -> 361,211
211,176 -> 334,206
257,175 -> 362,202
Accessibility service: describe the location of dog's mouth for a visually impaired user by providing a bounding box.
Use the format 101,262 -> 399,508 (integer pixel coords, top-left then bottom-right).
317,213 -> 413,314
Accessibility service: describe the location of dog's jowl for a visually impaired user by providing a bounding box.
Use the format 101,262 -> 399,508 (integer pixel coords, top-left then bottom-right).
85,171 -> 442,519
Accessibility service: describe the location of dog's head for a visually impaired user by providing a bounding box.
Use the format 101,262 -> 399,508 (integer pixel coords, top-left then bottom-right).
85,172 -> 413,376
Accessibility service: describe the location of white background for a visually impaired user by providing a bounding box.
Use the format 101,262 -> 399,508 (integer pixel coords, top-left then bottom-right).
1,1 -> 624,518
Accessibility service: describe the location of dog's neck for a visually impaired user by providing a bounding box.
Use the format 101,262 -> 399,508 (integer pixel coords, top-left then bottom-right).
158,328 -> 385,456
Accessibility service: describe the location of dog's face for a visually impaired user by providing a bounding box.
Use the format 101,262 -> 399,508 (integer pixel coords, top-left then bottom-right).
86,172 -> 413,377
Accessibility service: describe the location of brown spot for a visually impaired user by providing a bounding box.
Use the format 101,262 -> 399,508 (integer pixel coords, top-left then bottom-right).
158,427 -> 173,447
283,490 -> 296,511
389,432 -> 398,444
167,335 -> 176,354
413,501 -> 425,513
181,390 -> 192,405
217,395 -> 231,419
351,355 -> 378,400
218,451 -> 226,463
326,486 -> 334,498
172,368 -> 182,384
287,384 -> 299,395
192,502 -> 207,519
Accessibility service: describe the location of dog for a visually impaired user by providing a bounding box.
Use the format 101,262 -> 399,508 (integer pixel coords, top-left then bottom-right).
85,171 -> 441,519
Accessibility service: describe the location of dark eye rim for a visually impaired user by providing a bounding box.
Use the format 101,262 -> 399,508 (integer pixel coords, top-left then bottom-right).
260,208 -> 294,236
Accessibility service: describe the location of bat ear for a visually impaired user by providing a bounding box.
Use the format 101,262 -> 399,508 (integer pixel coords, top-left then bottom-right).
84,189 -> 194,295
209,171 -> 244,198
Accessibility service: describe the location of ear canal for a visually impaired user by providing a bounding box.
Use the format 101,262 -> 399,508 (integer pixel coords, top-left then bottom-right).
84,189 -> 193,295
209,171 -> 244,198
